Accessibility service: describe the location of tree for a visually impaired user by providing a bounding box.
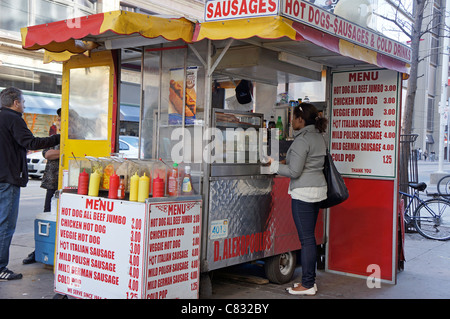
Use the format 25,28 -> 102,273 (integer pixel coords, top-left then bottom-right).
376,0 -> 440,192
402,0 -> 427,136
376,0 -> 428,135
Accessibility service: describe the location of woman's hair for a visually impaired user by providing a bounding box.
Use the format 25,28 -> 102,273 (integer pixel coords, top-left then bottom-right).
293,102 -> 328,133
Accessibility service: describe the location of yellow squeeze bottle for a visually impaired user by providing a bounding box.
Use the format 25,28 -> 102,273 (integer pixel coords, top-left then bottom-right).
138,173 -> 150,203
88,170 -> 101,197
129,172 -> 140,202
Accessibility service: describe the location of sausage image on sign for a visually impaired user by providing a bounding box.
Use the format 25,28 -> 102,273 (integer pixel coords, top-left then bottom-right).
169,80 -> 194,117
168,67 -> 197,125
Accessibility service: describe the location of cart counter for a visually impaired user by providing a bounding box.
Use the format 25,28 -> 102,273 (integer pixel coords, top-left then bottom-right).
204,173 -> 324,272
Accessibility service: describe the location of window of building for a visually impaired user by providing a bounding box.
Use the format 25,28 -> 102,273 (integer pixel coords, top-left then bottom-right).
120,2 -> 155,15
0,0 -> 97,33
430,36 -> 439,66
0,0 -> 29,32
427,97 -> 435,132
0,65 -> 62,94
35,0 -> 72,25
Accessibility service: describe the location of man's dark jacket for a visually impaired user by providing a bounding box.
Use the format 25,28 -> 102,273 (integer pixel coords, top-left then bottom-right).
0,107 -> 60,187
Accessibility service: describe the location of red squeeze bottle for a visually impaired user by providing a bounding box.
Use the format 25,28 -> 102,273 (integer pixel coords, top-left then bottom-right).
77,169 -> 89,195
108,172 -> 120,199
152,175 -> 164,197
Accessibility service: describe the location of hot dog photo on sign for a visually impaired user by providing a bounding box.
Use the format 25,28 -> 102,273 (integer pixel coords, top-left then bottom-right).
168,67 -> 197,125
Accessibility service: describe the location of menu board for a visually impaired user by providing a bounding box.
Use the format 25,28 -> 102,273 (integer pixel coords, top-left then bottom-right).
144,200 -> 202,299
55,193 -> 147,299
330,69 -> 401,178
55,193 -> 202,299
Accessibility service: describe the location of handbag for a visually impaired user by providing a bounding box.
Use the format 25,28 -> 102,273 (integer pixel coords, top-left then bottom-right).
319,149 -> 349,209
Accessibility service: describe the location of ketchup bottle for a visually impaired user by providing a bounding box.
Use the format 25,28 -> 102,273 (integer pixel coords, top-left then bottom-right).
108,172 -> 120,199
152,174 -> 164,197
77,169 -> 89,195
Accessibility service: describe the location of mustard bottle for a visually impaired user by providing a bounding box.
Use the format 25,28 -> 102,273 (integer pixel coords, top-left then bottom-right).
88,170 -> 101,197
138,173 -> 150,203
129,172 -> 140,202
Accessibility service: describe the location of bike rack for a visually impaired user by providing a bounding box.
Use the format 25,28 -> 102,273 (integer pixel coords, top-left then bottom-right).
399,134 -> 419,233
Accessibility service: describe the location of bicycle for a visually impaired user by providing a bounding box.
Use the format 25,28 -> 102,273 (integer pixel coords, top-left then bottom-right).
399,182 -> 450,241
437,174 -> 450,197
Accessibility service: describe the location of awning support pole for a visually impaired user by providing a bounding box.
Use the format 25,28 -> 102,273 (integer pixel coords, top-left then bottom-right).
188,44 -> 207,69
208,38 -> 234,76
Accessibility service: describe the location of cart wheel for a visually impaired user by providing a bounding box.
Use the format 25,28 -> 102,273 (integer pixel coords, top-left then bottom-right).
264,251 -> 296,284
52,293 -> 68,299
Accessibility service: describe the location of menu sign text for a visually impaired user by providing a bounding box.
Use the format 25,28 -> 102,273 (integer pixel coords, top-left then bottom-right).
55,193 -> 202,299
144,200 -> 202,299
55,194 -> 146,298
330,69 -> 401,178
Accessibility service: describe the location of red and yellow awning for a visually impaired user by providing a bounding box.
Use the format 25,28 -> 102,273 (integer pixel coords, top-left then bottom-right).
21,11 -> 194,56
21,11 -> 409,74
192,16 -> 410,75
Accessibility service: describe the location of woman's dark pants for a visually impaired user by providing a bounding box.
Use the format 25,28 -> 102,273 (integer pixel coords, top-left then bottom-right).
291,199 -> 320,289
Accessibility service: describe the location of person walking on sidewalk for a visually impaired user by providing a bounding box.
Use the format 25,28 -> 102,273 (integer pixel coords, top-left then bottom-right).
0,87 -> 60,281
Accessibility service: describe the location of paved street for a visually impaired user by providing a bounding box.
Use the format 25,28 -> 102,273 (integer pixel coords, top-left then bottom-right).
2,160 -> 450,299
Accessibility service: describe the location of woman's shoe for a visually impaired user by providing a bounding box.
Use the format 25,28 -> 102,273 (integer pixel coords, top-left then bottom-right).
293,283 -> 317,292
286,286 -> 316,296
287,283 -> 317,292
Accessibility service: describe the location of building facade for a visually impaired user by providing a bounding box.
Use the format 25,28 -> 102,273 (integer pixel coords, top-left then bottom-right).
413,0 -> 450,160
0,0 -> 204,137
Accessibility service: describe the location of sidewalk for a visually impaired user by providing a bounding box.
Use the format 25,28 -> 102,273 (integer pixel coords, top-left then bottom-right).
1,161 -> 450,299
416,159 -> 450,191
3,231 -> 450,299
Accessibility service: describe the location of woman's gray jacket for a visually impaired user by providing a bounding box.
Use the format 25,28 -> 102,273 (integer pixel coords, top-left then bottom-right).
276,125 -> 327,190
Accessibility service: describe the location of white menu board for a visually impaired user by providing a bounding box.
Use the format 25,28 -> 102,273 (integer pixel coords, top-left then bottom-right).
55,193 -> 147,299
55,194 -> 202,299
144,200 -> 202,299
330,69 -> 401,178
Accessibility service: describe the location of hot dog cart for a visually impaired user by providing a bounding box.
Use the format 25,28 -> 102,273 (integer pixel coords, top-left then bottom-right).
21,0 -> 411,298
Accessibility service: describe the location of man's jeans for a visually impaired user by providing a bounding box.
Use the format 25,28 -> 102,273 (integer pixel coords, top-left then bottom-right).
291,198 -> 320,289
0,183 -> 20,270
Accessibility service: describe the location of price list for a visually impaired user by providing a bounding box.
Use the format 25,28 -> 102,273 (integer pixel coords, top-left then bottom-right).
55,193 -> 146,299
330,69 -> 401,178
144,200 -> 202,299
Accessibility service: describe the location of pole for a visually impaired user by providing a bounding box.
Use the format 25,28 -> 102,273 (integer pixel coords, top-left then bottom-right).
438,0 -> 450,172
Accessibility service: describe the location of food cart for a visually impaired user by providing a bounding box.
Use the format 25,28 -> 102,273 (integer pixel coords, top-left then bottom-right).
21,0 -> 411,299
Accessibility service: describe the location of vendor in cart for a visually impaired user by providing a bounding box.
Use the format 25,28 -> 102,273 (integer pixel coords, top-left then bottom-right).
268,103 -> 328,296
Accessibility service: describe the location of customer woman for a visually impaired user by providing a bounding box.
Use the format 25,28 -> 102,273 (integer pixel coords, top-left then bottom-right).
268,103 -> 328,296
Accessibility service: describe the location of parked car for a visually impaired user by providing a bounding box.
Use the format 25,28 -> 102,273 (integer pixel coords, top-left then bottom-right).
26,136 -> 138,180
27,151 -> 47,179
119,135 -> 140,158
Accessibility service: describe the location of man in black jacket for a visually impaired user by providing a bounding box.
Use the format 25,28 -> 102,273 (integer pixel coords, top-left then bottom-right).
0,87 -> 60,281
